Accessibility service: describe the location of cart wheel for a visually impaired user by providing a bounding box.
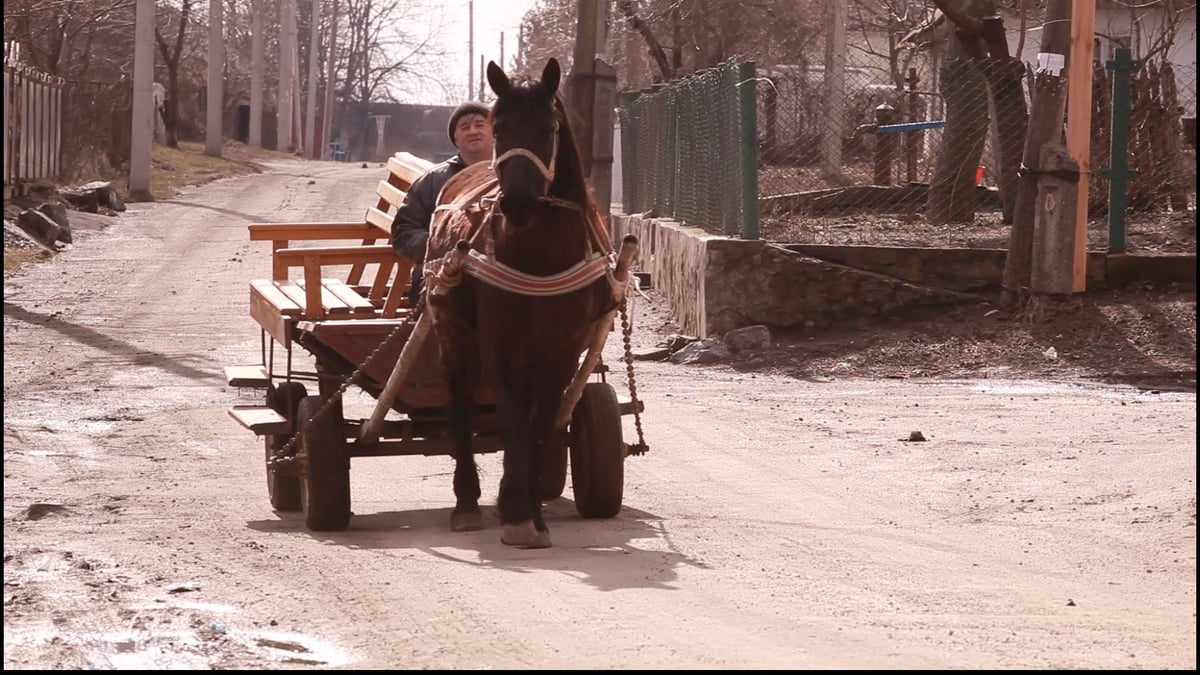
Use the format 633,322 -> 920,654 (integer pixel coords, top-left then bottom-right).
265,382 -> 307,512
540,434 -> 568,500
297,395 -> 351,531
569,382 -> 625,518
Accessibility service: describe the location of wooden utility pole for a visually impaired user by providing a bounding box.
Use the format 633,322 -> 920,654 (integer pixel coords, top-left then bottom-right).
1066,0 -> 1097,292
1002,0 -> 1072,304
129,0 -> 155,199
205,0 -> 223,156
250,0 -> 264,147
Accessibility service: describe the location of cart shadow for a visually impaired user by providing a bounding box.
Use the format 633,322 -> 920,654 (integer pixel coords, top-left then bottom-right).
247,499 -> 706,592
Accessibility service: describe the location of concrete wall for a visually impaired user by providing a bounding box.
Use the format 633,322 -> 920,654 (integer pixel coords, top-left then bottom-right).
613,214 -> 979,338
611,213 -> 1196,339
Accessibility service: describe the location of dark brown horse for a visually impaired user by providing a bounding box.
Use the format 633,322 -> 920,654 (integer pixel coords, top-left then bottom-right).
423,57 -> 615,548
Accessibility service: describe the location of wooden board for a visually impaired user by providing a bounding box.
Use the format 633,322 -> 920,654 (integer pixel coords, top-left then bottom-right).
228,406 -> 290,435
224,364 -> 270,388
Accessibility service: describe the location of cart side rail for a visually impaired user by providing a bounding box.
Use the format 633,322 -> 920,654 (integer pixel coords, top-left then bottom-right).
246,151 -> 435,345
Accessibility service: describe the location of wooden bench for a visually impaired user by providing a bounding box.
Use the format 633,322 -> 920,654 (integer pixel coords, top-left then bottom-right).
246,151 -> 434,348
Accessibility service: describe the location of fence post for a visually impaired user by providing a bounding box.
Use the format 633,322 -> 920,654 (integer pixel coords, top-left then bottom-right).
904,68 -> 922,183
1104,47 -> 1140,255
873,103 -> 897,186
737,61 -> 759,240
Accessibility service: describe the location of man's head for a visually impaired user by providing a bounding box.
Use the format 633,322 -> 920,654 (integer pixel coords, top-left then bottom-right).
447,101 -> 493,165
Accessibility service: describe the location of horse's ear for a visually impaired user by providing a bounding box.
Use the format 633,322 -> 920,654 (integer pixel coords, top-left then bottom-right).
541,58 -> 561,96
486,61 -> 511,97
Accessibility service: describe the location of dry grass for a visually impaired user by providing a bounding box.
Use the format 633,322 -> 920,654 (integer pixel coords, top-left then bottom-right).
3,248 -> 54,272
5,140 -> 299,273
134,140 -> 296,202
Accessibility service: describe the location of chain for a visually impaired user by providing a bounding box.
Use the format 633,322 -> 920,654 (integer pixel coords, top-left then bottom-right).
270,316 -> 413,465
619,296 -> 649,455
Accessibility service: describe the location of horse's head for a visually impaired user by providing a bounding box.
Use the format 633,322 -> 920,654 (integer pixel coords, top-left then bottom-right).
486,57 -> 562,226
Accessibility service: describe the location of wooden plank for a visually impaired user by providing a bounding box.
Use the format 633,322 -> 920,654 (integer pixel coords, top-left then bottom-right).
250,279 -> 302,316
228,406 -> 290,436
272,244 -> 398,268
224,364 -> 270,388
364,206 -> 394,235
321,278 -> 376,314
387,152 -> 434,189
375,180 -> 407,211
277,279 -> 353,317
249,289 -> 293,347
249,222 -> 380,241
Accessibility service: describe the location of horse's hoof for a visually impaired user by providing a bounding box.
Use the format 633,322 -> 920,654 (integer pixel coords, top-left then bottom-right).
501,521 -> 550,548
451,508 -> 484,532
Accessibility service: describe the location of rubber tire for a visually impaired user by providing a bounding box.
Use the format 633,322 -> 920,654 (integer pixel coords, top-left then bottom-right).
265,382 -> 307,512
297,395 -> 352,531
540,435 -> 568,500
569,382 -> 625,518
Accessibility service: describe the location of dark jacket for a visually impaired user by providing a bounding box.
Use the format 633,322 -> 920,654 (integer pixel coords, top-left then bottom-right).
391,154 -> 467,265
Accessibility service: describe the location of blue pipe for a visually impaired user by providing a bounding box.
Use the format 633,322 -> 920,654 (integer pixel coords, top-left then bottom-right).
875,120 -> 945,133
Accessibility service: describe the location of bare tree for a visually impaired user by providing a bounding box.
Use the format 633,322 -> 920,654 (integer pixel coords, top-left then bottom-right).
154,0 -> 195,147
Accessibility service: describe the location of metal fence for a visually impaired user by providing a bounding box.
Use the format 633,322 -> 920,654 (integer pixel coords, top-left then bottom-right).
3,53 -> 64,187
619,54 -> 1196,248
618,59 -> 758,238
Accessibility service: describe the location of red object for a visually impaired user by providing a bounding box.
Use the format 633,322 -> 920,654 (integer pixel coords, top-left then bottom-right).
975,165 -> 985,186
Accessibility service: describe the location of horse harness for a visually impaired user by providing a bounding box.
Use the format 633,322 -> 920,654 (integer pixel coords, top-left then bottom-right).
425,175 -> 617,301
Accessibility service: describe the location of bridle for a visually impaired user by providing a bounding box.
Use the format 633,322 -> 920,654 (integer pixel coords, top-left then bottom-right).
490,116 -> 559,195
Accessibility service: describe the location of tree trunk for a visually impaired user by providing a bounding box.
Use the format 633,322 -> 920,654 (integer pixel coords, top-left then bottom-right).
926,58 -> 989,224
980,58 -> 1028,223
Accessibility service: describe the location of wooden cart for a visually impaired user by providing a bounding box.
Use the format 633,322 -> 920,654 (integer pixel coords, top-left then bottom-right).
225,152 -> 645,531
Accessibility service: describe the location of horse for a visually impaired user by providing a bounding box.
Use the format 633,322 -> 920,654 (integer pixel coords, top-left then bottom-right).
421,57 -> 617,548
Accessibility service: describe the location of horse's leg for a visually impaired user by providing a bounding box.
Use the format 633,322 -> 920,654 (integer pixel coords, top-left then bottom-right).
446,344 -> 483,532
494,382 -> 547,547
525,370 -> 574,542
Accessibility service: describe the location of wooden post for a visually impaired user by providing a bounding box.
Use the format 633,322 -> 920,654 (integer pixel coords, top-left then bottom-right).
873,104 -> 896,186
904,68 -> 921,183
1066,0 -> 1096,292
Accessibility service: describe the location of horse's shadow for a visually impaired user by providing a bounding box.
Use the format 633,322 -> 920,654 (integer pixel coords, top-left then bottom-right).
247,499 -> 704,592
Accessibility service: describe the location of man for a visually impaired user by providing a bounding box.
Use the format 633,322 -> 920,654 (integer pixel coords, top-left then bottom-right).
392,101 -> 494,301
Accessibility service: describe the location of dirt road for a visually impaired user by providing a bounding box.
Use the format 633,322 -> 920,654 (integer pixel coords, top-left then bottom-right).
3,159 -> 1195,669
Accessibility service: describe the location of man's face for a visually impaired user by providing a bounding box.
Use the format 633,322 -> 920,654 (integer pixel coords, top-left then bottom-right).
453,113 -> 494,159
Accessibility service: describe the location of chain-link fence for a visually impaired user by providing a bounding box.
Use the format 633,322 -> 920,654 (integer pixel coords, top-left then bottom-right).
755,54 -> 1196,247
620,52 -> 1195,250
618,58 -> 757,237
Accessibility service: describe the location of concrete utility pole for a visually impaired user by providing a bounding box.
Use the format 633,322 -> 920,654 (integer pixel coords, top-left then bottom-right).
250,0 -> 264,147
821,0 -> 847,178
567,0 -> 616,221
277,0 -> 295,151
305,0 -> 321,158
289,5 -> 302,153
322,0 -> 338,159
129,0 -> 155,199
468,0 -> 474,101
206,0 -> 223,156
1066,0 -> 1097,292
